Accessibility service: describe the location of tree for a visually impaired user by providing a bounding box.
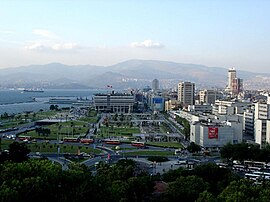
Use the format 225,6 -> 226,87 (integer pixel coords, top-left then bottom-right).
196,191 -> 216,202
0,159 -> 62,202
113,113 -> 118,121
187,142 -> 201,153
32,112 -> 36,121
218,179 -> 260,202
8,142 -> 30,163
220,143 -> 234,162
120,113 -> 124,122
165,175 -> 208,202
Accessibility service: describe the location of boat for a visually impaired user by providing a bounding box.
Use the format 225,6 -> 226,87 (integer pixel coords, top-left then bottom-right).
23,88 -> 44,93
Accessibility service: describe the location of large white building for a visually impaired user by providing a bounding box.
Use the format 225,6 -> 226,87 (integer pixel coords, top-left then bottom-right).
190,117 -> 243,148
93,93 -> 135,113
212,100 -> 249,115
178,81 -> 195,106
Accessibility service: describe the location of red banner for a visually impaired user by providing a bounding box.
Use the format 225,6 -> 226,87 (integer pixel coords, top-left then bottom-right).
208,127 -> 218,139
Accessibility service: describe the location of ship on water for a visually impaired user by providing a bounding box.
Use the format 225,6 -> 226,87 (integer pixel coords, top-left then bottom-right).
22,88 -> 44,93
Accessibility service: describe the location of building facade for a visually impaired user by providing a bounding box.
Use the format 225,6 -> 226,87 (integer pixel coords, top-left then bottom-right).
254,101 -> 270,146
93,93 -> 135,113
178,81 -> 195,106
232,78 -> 243,95
152,79 -> 159,91
228,68 -> 236,91
199,89 -> 216,104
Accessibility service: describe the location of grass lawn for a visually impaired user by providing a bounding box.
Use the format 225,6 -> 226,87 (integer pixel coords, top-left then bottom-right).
146,142 -> 183,149
98,126 -> 140,137
160,123 -> 173,133
123,150 -> 175,156
0,121 -> 25,129
0,139 -> 15,150
20,121 -> 89,140
34,110 -> 59,120
78,116 -> 98,123
28,142 -> 102,154
1,139 -> 102,154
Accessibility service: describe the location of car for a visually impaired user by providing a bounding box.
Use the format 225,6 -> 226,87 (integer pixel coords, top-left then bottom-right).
79,152 -> 90,157
175,160 -> 187,165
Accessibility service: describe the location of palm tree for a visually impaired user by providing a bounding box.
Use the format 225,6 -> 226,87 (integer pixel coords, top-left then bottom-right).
57,124 -> 62,142
70,122 -> 74,137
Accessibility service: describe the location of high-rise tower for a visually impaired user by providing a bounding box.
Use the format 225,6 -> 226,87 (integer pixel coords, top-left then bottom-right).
152,79 -> 159,91
177,81 -> 195,106
228,68 -> 236,91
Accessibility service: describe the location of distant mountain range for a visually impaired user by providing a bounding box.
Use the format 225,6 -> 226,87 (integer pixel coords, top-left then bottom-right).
0,59 -> 269,90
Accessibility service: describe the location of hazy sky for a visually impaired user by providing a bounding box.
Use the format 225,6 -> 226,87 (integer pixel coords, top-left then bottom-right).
1,0 -> 270,72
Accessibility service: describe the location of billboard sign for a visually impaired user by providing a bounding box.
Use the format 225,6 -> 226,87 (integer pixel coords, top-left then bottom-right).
208,127 -> 218,139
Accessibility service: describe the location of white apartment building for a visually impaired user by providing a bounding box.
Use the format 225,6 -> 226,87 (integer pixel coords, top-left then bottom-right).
254,100 -> 270,146
212,100 -> 249,115
243,108 -> 254,136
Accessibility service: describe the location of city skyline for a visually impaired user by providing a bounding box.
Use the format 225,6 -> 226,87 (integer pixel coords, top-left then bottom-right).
1,0 -> 270,73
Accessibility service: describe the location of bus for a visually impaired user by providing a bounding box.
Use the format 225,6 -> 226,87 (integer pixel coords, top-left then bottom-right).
104,139 -> 121,145
63,137 -> 80,142
131,141 -> 145,148
245,173 -> 260,181
244,160 -> 266,168
18,136 -> 32,141
253,171 -> 270,180
232,164 -> 246,172
80,139 -> 94,144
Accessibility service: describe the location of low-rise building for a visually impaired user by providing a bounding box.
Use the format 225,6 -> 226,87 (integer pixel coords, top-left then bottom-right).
188,104 -> 212,113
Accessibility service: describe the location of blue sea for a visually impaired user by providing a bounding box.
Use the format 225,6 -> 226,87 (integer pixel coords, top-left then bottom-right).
0,89 -> 106,115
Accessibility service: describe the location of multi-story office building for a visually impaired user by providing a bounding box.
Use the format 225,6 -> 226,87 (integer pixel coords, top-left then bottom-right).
199,89 -> 216,104
232,78 -> 243,95
178,81 -> 195,106
243,108 -> 255,137
93,93 -> 135,113
165,99 -> 181,111
152,79 -> 159,91
254,100 -> 270,146
226,68 -> 243,95
190,120 -> 242,148
227,68 -> 236,91
151,97 -> 164,112
212,100 -> 249,115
